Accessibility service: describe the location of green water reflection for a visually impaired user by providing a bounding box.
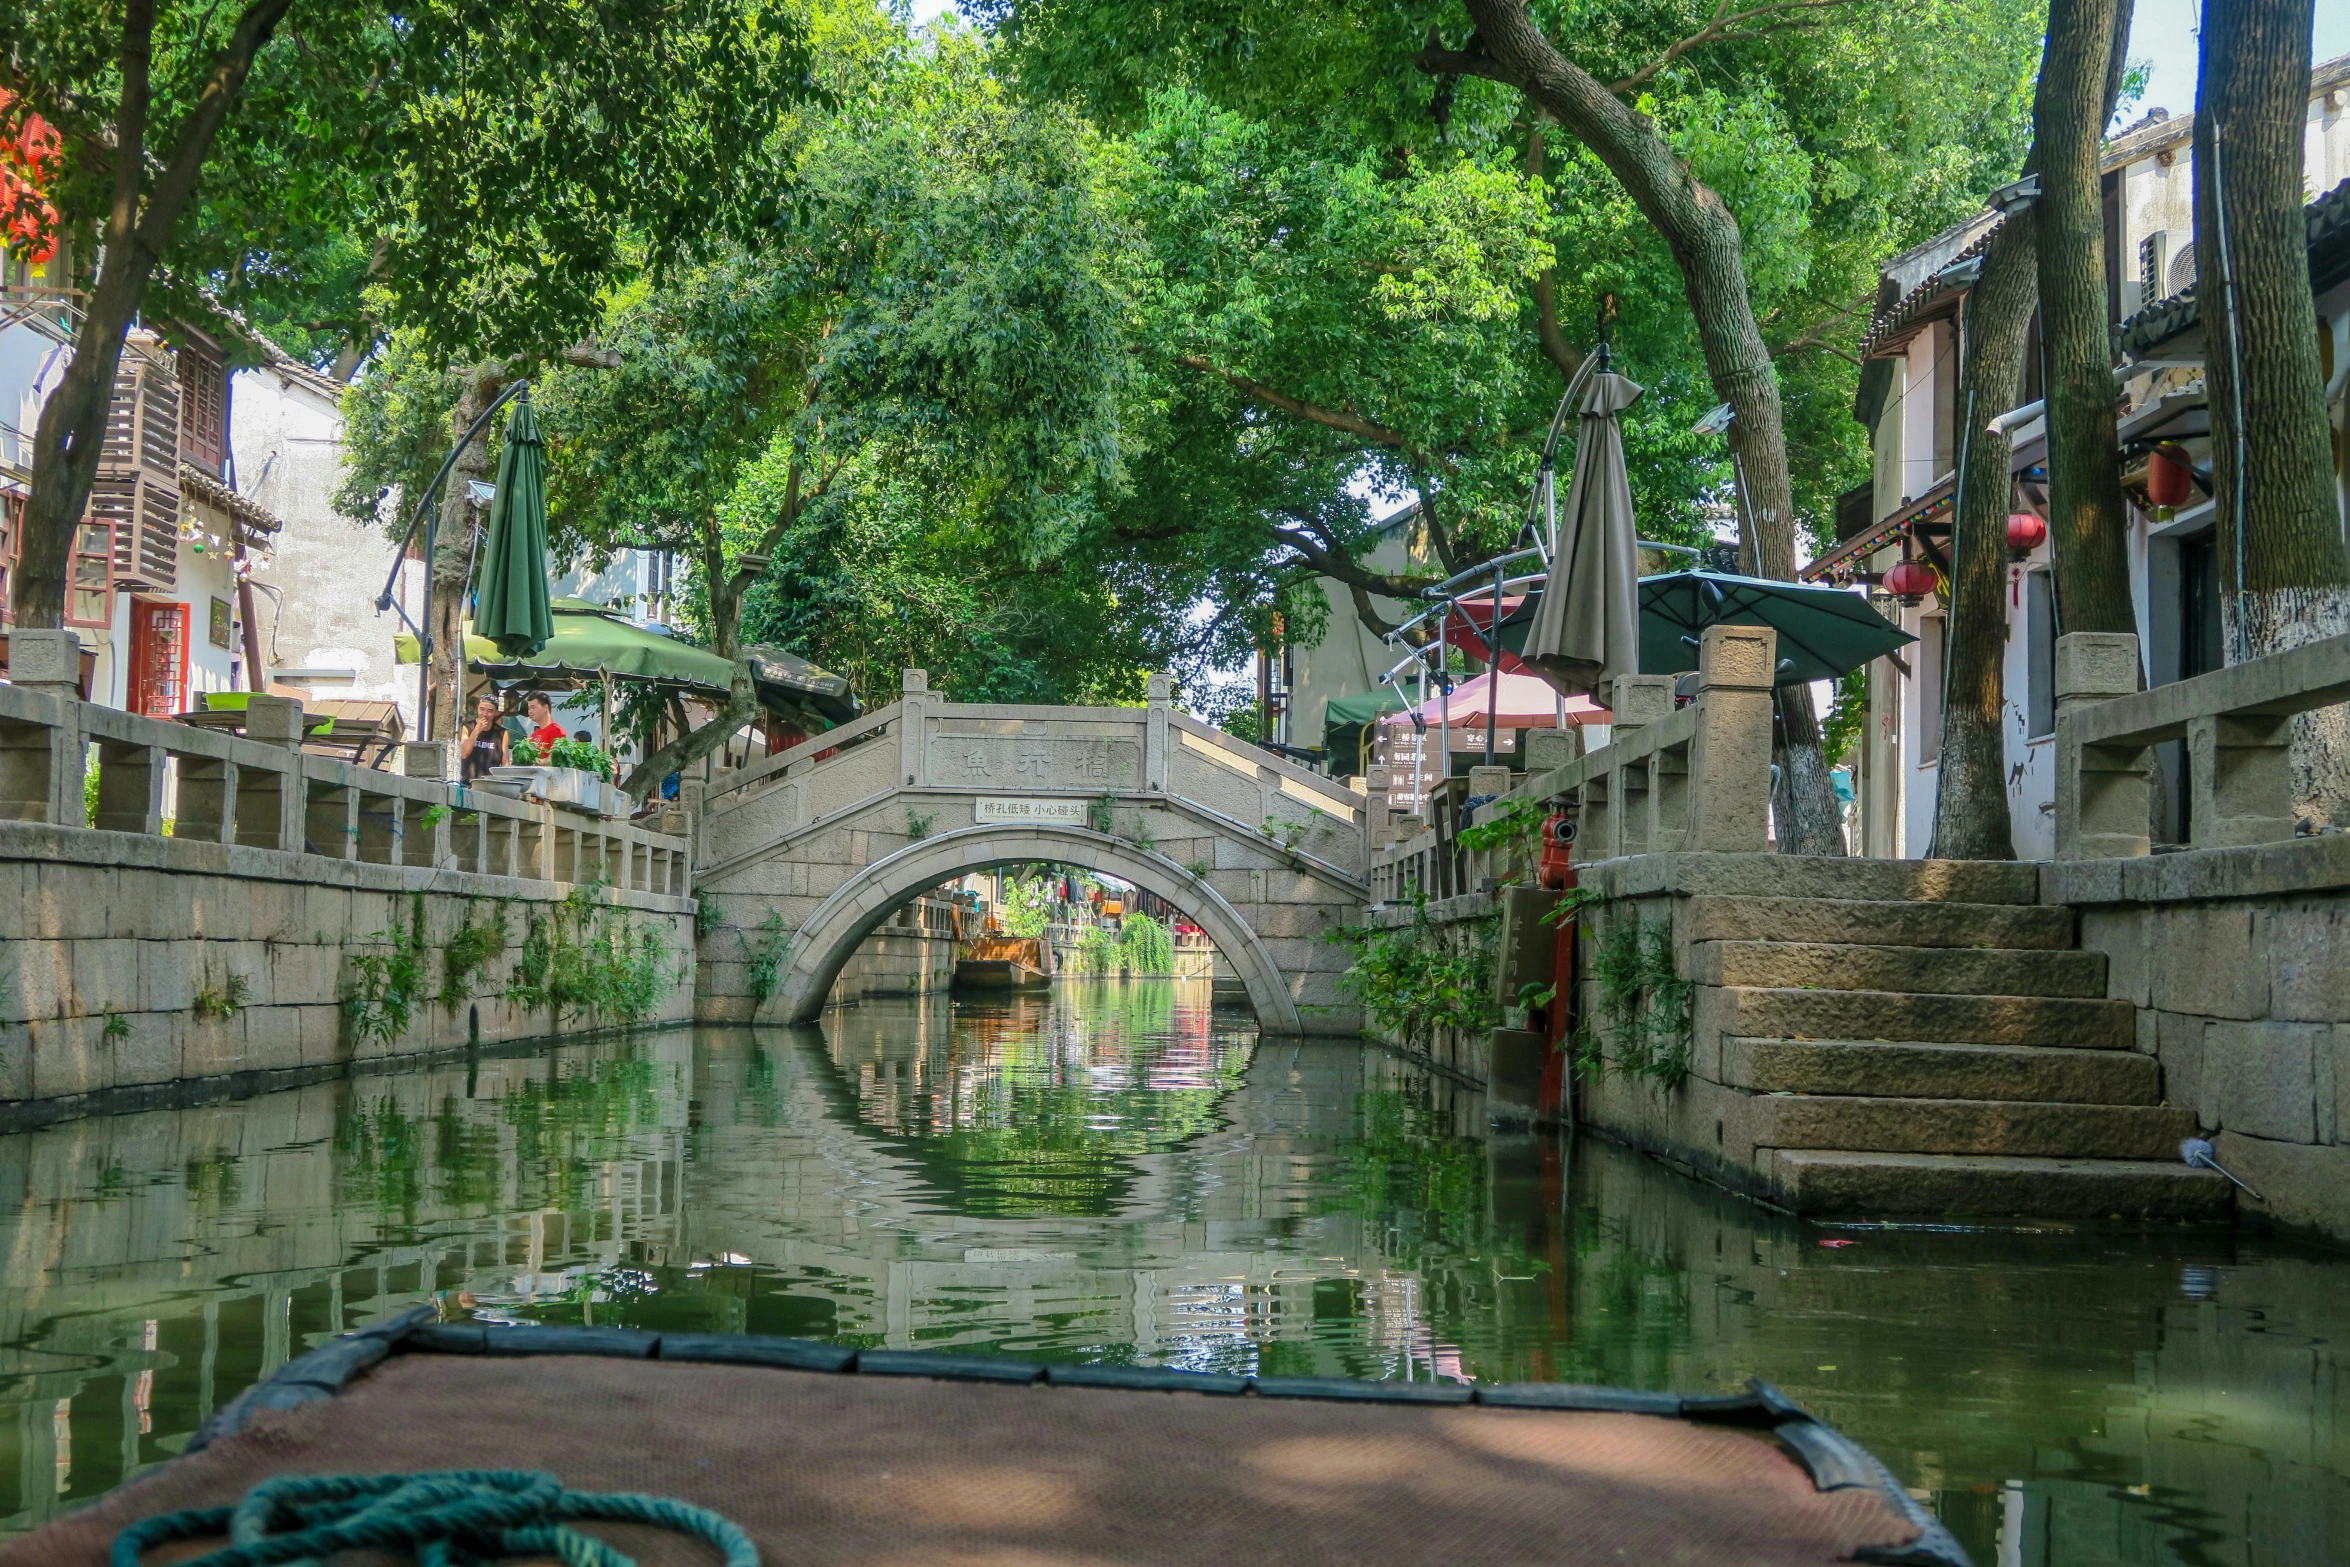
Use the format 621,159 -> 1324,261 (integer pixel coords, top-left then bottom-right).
0,981 -> 2343,1565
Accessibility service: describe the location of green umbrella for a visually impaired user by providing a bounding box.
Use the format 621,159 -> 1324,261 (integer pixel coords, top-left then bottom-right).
396,600 -> 738,691
472,396 -> 553,658
1637,570 -> 1914,686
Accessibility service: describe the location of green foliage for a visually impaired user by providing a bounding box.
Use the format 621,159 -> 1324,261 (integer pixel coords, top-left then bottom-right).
1073,923 -> 1122,976
548,739 -> 615,781
1575,915 -> 1695,1089
743,912 -> 794,1004
510,737 -> 543,767
100,1012 -> 130,1043
439,907 -> 511,1010
905,806 -> 936,841
345,900 -> 430,1049
1086,794 -> 1118,835
1456,796 -> 1543,861
695,893 -> 723,941
83,759 -> 99,826
1821,669 -> 1868,764
192,971 -> 250,1022
417,804 -> 452,831
1333,900 -> 1499,1059
1001,880 -> 1056,940
1262,807 -> 1332,853
1119,912 -> 1175,975
509,887 -> 677,1024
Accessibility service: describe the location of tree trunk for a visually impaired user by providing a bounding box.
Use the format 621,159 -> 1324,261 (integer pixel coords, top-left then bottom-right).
1932,210 -> 2037,860
2196,0 -> 2350,828
10,0 -> 292,628
426,365 -> 507,746
1437,0 -> 1845,852
2036,0 -> 2138,637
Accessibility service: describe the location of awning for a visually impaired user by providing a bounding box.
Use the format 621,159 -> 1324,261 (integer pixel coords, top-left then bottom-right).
1800,478 -> 1955,587
397,598 -> 736,692
178,463 -> 285,540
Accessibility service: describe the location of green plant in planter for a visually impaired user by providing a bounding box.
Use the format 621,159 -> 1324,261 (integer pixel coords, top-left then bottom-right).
511,737 -> 542,766
549,738 -> 615,780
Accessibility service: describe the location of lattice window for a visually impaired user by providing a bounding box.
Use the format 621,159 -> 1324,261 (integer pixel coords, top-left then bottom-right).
66,519 -> 113,628
88,471 -> 177,591
177,341 -> 228,477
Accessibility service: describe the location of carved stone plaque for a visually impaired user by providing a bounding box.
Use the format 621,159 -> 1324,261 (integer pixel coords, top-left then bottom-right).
927,735 -> 1140,791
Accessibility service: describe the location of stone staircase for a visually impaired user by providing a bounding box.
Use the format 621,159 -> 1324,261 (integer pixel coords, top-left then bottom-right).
1661,860 -> 2232,1219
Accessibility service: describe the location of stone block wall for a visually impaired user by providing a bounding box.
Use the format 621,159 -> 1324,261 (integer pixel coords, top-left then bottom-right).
830,901 -> 960,1004
2051,836 -> 2350,1247
0,820 -> 697,1125
1355,891 -> 1501,1082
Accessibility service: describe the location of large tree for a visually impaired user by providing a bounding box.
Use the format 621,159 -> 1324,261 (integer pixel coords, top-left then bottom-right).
1934,0 -> 2137,858
2195,0 -> 2350,826
2036,0 -> 2137,638
343,27 -> 1142,798
990,0 -> 2044,850
0,0 -> 808,631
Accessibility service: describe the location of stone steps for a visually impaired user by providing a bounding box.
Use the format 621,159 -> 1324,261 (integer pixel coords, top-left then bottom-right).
1691,939 -> 2108,998
1705,986 -> 2137,1048
1722,1037 -> 2162,1104
1763,1149 -> 2233,1220
1683,895 -> 2076,950
1748,1092 -> 2195,1159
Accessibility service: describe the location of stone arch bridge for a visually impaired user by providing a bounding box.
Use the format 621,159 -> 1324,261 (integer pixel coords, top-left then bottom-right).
690,672 -> 1370,1033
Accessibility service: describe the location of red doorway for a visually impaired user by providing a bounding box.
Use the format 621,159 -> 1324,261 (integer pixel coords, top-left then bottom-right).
127,600 -> 188,719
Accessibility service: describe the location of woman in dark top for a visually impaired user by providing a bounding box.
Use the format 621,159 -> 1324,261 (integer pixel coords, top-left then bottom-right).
461,696 -> 509,781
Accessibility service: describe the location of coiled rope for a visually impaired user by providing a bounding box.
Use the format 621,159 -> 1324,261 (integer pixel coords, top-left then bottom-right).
112,1469 -> 759,1567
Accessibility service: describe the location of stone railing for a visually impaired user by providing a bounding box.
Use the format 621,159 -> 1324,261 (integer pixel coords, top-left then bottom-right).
1369,625 -> 1778,903
0,640 -> 689,896
2054,629 -> 2350,858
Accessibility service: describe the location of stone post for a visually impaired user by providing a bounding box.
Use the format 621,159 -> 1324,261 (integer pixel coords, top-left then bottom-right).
897,668 -> 929,790
2189,713 -> 2295,848
245,695 -> 308,851
2053,632 -> 2148,859
8,627 -> 83,694
9,628 -> 86,825
400,742 -> 449,781
1145,671 -> 1171,793
1687,624 -> 1776,853
1591,674 -> 1673,860
1523,726 -> 1581,777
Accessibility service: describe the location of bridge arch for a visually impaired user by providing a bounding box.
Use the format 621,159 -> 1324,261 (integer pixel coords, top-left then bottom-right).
771,823 -> 1305,1034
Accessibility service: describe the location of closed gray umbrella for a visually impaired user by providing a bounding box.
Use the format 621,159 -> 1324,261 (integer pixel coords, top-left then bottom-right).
1523,372 -> 1643,696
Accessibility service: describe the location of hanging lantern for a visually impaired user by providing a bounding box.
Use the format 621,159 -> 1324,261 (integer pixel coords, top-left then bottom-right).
1884,558 -> 1938,606
2146,448 -> 2194,508
2005,511 -> 2047,561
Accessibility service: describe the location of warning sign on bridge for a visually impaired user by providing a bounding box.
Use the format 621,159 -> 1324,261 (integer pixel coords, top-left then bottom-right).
974,797 -> 1093,826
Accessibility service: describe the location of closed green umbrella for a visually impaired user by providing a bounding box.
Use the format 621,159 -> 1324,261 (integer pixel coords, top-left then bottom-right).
472,396 -> 553,658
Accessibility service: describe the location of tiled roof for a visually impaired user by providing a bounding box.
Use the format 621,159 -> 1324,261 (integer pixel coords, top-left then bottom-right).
2116,177 -> 2350,358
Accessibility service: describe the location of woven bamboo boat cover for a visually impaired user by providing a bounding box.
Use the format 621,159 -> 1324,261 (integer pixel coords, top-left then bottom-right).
6,1343 -> 1941,1567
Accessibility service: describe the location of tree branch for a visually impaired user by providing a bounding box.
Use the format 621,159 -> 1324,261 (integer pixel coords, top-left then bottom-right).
1174,354 -> 1426,461
1605,0 -> 1870,95
1523,111 -> 1587,383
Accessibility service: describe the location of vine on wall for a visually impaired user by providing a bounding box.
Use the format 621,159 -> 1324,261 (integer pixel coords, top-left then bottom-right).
1331,898 -> 1499,1059
1573,913 -> 1694,1088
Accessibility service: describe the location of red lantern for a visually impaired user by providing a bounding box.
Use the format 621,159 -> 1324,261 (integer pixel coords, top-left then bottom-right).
2146,448 -> 2194,508
1884,558 -> 1938,606
2005,511 -> 2047,561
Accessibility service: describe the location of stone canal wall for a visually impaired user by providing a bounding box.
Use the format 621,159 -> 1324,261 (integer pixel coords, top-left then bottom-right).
828,897 -> 961,1004
2050,835 -> 2350,1247
0,680 -> 695,1122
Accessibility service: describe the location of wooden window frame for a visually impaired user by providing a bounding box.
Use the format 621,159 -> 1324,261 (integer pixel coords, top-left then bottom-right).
66,517 -> 115,628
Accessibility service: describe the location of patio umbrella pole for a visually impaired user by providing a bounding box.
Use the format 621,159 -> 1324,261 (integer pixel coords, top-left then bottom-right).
1486,559 -> 1504,766
1437,615 -> 1449,793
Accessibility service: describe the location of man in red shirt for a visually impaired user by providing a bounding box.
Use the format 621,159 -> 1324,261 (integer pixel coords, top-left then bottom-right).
525,692 -> 566,750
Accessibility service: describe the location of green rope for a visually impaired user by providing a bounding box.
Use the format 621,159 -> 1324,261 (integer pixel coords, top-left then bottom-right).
112,1469 -> 759,1567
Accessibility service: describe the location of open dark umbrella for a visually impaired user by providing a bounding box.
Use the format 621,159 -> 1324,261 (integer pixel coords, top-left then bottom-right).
1522,371 -> 1644,696
1639,569 -> 1914,685
472,396 -> 553,658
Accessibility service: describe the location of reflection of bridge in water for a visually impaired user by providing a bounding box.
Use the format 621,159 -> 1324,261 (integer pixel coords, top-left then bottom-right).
4,1003 -> 2345,1561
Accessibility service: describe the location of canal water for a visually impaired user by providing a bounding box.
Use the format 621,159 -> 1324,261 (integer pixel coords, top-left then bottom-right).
1,980 -> 2343,1563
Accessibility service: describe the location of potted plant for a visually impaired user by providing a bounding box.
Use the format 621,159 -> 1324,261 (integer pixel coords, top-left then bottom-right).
499,737 -> 619,813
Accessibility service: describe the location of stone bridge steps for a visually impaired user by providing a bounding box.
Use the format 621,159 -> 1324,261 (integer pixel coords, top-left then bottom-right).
1684,895 -> 2078,949
1692,939 -> 2108,998
1723,1037 -> 2164,1104
1762,1149 -> 2235,1219
1706,985 -> 2138,1048
1666,883 -> 2229,1220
